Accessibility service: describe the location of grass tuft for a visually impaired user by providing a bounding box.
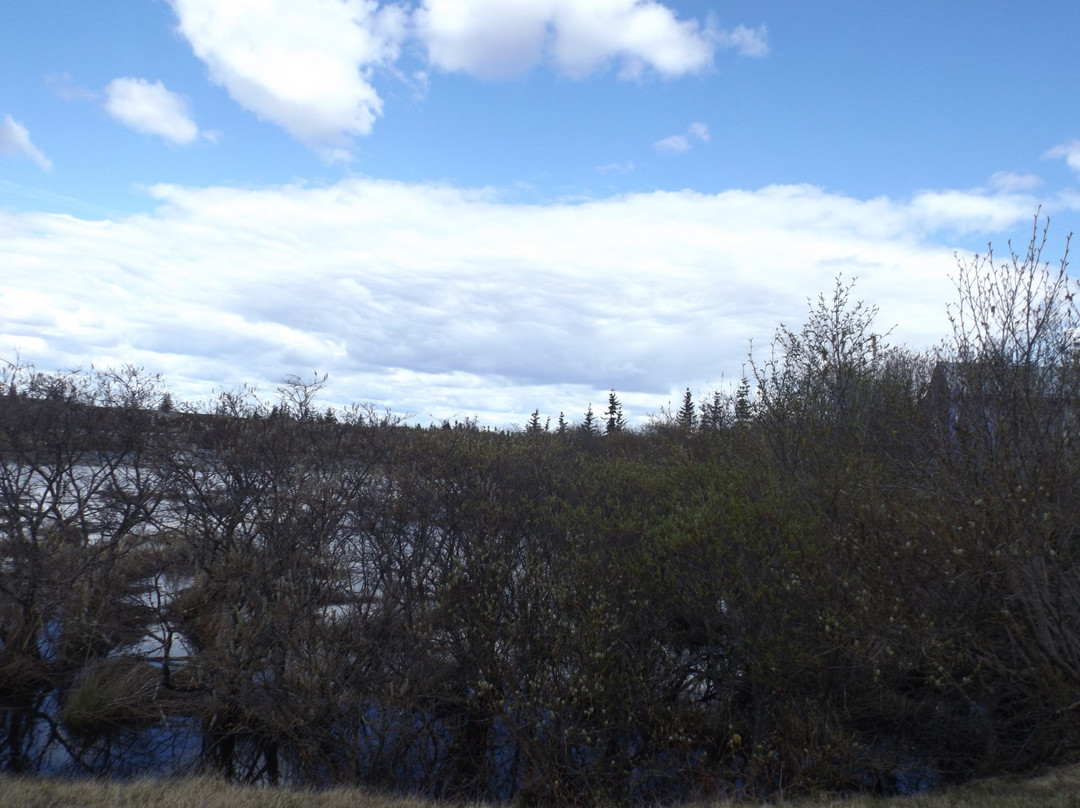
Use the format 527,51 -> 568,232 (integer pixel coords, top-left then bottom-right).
60,658 -> 162,740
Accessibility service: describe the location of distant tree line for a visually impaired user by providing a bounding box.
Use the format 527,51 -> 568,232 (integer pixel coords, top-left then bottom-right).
0,217 -> 1077,803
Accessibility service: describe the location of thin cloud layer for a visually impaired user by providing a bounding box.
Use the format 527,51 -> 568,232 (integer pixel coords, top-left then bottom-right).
1046,140 -> 1080,176
104,78 -> 201,145
0,115 -> 53,171
168,0 -> 408,159
714,23 -> 769,58
655,134 -> 690,153
656,121 -> 709,153
988,171 -> 1043,193
0,177 -> 1049,425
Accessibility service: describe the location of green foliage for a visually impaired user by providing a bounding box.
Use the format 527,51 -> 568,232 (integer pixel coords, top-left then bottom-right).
605,390 -> 626,434
581,402 -> 598,435
677,388 -> 696,432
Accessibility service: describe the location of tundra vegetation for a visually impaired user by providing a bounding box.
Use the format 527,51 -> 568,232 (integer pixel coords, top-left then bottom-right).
0,218 -> 1077,805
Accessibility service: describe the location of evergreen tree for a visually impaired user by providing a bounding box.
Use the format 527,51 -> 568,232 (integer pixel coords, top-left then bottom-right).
526,409 -> 543,433
734,375 -> 753,422
557,411 -> 567,435
582,403 -> 598,435
676,388 -> 696,432
605,390 -> 626,434
700,390 -> 726,431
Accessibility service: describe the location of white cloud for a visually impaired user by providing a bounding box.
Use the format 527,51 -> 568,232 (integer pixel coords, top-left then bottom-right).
1045,140 -> 1080,175
714,23 -> 769,58
414,0 -> 551,79
0,177 -> 1056,426
988,171 -> 1043,193
414,0 -> 746,80
654,134 -> 689,153
909,188 -> 1043,234
165,1 -> 763,150
655,121 -> 709,153
46,72 -> 99,102
104,78 -> 202,145
0,115 -> 53,171
168,0 -> 408,159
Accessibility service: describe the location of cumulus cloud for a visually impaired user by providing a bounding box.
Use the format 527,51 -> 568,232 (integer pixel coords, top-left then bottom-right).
414,0 -> 747,80
168,0 -> 408,160
0,177 -> 1054,426
655,121 -> 709,153
163,1 -> 764,151
104,78 -> 202,144
0,115 -> 53,171
1045,140 -> 1080,175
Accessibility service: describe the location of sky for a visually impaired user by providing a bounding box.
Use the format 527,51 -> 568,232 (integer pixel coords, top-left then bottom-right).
2,0 -> 1080,427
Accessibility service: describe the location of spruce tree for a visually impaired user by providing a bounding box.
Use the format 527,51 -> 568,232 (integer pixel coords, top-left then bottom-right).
735,375 -> 753,422
677,388 -> 696,432
700,390 -> 726,430
582,403 -> 598,435
606,390 -> 626,434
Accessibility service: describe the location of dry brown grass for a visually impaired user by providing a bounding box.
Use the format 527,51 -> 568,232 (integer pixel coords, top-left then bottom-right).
0,775 -> 437,808
1,765 -> 1079,808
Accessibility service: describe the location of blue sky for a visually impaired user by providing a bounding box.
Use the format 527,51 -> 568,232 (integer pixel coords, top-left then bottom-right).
2,0 -> 1080,425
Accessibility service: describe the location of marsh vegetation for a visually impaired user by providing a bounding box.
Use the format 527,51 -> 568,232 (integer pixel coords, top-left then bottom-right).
1,218 -> 1077,804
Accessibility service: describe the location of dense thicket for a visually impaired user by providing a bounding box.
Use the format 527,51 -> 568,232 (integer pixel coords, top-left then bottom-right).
1,219 -> 1077,803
